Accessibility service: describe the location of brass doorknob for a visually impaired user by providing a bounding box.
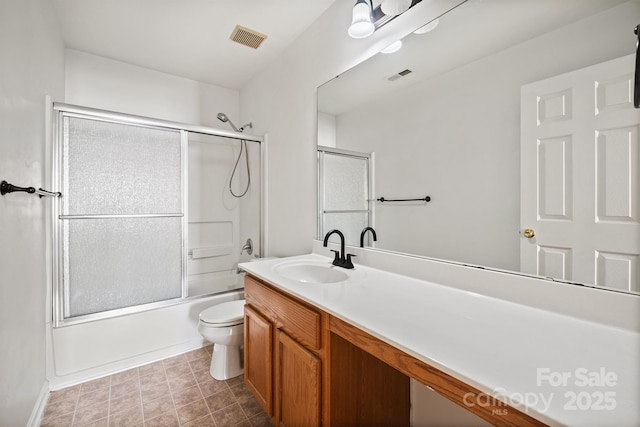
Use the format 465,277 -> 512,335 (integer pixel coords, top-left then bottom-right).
523,228 -> 535,239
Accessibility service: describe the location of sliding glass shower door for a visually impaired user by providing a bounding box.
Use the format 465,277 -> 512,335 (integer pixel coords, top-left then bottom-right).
54,109 -> 187,325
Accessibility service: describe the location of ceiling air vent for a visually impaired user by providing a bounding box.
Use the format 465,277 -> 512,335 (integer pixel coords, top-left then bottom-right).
230,25 -> 268,49
388,69 -> 412,81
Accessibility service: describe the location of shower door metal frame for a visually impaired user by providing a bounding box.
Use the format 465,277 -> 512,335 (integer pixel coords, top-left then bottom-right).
51,103 -> 264,327
317,145 -> 374,244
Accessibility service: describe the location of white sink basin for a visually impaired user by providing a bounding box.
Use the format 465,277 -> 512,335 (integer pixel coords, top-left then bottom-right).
274,261 -> 349,284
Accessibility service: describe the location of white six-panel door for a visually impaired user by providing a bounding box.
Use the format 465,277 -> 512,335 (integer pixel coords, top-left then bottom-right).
521,54 -> 640,292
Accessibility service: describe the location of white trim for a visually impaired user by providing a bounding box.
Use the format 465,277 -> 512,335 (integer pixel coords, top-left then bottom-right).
27,382 -> 50,427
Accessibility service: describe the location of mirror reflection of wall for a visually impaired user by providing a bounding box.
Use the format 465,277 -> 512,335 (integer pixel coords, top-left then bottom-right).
318,0 -> 640,294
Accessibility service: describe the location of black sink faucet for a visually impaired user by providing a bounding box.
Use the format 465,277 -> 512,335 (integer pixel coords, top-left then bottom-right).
360,227 -> 377,248
323,229 -> 355,269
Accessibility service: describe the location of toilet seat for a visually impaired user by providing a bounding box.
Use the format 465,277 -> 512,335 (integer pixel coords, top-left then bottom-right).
199,300 -> 245,327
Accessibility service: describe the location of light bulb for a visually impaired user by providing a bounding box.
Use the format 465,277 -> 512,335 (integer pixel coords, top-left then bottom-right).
348,0 -> 374,39
381,0 -> 412,16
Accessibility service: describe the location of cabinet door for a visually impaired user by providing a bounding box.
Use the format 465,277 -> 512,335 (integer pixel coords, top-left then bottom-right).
278,331 -> 321,427
245,305 -> 273,415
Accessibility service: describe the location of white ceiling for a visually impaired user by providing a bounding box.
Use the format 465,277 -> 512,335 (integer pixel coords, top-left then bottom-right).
51,0 -> 339,90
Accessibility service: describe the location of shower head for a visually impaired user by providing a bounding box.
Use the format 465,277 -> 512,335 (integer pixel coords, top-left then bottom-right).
217,112 -> 252,133
217,112 -> 240,132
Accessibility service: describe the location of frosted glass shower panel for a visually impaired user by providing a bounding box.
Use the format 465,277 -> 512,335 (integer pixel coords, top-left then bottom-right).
323,154 -> 369,211
323,212 -> 369,247
64,217 -> 183,317
64,117 -> 182,215
55,108 -> 187,325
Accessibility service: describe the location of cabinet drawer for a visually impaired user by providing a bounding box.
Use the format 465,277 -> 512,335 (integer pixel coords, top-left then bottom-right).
245,276 -> 321,350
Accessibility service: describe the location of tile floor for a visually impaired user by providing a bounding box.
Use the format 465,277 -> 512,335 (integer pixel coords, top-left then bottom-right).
40,345 -> 272,427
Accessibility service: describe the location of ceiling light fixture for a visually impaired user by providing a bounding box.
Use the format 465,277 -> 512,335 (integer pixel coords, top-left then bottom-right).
348,0 -> 375,39
381,0 -> 412,16
413,18 -> 440,34
381,40 -> 403,54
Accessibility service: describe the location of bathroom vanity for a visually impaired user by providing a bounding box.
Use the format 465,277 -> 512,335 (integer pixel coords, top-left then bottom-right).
243,274 -> 412,427
240,251 -> 640,427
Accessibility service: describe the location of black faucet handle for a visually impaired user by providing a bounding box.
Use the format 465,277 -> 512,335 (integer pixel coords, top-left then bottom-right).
344,253 -> 356,269
330,249 -> 341,266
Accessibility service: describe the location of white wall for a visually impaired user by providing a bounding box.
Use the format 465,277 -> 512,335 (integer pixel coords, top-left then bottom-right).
65,49 -> 239,127
335,1 -> 638,272
0,0 -> 65,424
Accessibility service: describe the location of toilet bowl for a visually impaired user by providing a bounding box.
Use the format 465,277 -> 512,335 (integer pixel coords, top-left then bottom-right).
197,299 -> 246,380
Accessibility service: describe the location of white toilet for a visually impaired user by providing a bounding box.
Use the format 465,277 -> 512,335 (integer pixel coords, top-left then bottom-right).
197,299 -> 246,380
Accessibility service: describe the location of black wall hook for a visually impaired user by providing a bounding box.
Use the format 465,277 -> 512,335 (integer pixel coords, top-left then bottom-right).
1,180 -> 61,198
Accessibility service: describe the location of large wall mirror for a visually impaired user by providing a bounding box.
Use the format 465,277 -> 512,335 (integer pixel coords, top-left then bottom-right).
317,0 -> 640,295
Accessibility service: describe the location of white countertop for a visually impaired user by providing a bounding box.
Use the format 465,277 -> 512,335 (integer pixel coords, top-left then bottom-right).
239,253 -> 640,427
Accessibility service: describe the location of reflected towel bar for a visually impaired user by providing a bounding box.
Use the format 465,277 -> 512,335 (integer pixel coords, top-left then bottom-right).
1,180 -> 61,198
376,196 -> 431,203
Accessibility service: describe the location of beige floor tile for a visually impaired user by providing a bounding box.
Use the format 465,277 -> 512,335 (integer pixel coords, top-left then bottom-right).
40,411 -> 75,427
110,379 -> 140,400
182,414 -> 215,427
175,399 -> 210,425
140,380 -> 171,404
167,373 -> 197,394
185,348 -> 209,362
211,402 -> 248,426
73,399 -> 109,426
197,375 -> 228,398
110,390 -> 141,414
77,387 -> 110,410
143,412 -> 180,427
171,384 -> 203,408
203,389 -> 236,413
42,398 -> 77,422
187,357 -> 210,373
164,362 -> 191,379
41,348 -> 267,427
108,404 -> 143,427
142,394 -> 175,421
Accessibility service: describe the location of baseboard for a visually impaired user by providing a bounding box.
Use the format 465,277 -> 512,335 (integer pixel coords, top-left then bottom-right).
27,382 -> 50,427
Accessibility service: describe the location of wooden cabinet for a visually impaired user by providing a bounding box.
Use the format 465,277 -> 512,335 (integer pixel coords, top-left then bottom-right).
278,331 -> 321,426
244,305 -> 273,414
244,275 -> 325,426
244,274 -> 410,427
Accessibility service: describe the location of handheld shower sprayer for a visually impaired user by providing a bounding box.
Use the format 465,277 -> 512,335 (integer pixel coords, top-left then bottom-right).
216,113 -> 252,133
217,112 -> 253,198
